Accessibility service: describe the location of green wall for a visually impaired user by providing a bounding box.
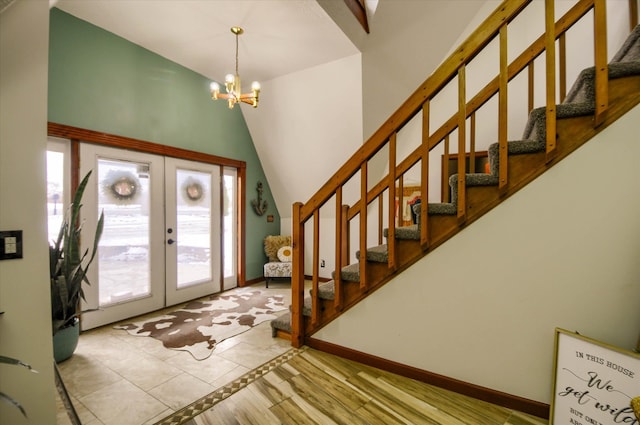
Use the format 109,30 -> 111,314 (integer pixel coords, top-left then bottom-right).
48,8 -> 278,280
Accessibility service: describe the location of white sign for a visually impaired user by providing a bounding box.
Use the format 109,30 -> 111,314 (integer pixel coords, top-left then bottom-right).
550,328 -> 640,425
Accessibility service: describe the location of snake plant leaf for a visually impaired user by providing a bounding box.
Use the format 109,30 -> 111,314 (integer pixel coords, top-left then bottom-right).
0,355 -> 38,418
0,392 -> 27,418
0,355 -> 38,372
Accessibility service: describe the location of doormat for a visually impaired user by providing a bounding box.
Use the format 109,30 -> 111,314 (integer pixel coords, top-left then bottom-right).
114,290 -> 287,360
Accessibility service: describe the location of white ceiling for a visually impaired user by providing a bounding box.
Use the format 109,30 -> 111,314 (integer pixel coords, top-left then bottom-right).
51,0 -> 360,85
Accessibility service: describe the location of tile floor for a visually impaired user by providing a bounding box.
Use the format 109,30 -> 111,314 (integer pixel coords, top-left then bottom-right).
56,281 -> 293,425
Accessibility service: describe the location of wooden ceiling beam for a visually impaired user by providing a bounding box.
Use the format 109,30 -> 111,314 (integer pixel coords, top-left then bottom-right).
344,0 -> 369,33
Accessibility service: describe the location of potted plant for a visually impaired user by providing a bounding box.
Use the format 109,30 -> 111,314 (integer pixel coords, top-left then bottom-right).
50,170 -> 104,362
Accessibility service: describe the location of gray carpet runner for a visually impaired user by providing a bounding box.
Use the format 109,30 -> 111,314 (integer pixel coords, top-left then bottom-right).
271,25 -> 640,336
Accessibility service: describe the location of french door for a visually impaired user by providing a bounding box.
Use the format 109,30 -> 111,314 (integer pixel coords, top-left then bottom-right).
79,144 -> 235,330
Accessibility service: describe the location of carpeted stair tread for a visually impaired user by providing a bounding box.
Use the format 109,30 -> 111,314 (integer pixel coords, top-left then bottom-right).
487,139 -> 543,164
565,61 -> 640,104
427,202 -> 457,215
522,102 -> 597,143
611,24 -> 640,63
448,173 -> 499,205
384,224 -> 420,240
270,292 -> 326,334
303,296 -> 312,316
271,312 -> 291,336
317,281 -> 335,300
382,204 -> 455,240
356,244 -> 389,263
339,262 -> 360,282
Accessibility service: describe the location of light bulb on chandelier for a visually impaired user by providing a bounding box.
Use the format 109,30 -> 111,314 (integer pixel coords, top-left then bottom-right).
210,27 -> 260,109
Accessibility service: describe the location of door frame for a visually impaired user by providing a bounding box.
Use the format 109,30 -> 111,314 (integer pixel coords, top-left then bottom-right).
48,122 -> 247,290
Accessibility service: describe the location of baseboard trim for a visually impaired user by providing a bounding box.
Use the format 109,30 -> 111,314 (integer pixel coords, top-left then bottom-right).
308,275 -> 332,283
242,276 -> 264,287
245,275 -> 331,287
306,338 -> 549,419
274,330 -> 292,341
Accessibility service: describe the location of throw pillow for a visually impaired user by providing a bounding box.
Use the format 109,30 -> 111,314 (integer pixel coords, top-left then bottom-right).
264,235 -> 291,262
277,246 -> 293,262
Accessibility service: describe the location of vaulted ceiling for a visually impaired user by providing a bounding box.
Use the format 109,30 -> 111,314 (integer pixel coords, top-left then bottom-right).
51,0 -> 361,86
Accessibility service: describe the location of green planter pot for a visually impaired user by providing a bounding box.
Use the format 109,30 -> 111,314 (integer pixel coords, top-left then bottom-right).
53,320 -> 80,363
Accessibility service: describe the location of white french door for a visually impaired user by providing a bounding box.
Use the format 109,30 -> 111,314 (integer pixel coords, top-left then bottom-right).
79,144 -> 232,330
164,157 -> 221,306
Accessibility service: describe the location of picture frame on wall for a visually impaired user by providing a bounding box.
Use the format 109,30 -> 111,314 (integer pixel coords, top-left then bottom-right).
550,328 -> 640,425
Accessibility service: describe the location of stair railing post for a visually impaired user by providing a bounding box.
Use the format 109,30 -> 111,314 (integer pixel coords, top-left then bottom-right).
311,209 -> 320,326
498,24 -> 509,193
559,33 -> 567,102
388,133 -> 397,271
335,189 -> 344,311
377,193 -> 384,246
442,136 -> 450,202
341,204 -> 349,267
593,0 -> 608,127
420,101 -> 430,249
544,0 -> 557,162
291,202 -> 305,348
359,162 -> 368,289
456,65 -> 467,224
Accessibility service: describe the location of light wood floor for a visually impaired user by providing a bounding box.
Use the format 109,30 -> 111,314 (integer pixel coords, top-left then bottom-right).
163,347 -> 547,425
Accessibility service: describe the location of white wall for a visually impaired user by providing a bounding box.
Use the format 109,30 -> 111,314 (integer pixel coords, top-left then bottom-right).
361,0 -> 487,140
243,54 -> 363,224
0,0 -> 57,424
314,103 -> 640,404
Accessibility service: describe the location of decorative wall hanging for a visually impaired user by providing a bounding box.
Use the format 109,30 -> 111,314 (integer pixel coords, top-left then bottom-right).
102,170 -> 141,203
550,328 -> 640,425
251,181 -> 268,216
181,177 -> 205,204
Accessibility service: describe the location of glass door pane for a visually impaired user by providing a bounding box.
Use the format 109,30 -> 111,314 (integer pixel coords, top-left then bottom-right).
46,138 -> 70,244
97,158 -> 152,305
223,167 -> 237,289
176,168 -> 212,288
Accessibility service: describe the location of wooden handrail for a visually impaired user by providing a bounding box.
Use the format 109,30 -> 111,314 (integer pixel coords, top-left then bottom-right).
345,0 -> 598,221
291,0 -> 619,347
298,0 -> 532,223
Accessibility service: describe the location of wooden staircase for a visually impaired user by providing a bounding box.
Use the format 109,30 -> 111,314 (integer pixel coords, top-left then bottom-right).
276,0 -> 640,351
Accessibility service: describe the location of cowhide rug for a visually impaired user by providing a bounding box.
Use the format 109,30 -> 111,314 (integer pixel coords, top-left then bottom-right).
114,290 -> 286,360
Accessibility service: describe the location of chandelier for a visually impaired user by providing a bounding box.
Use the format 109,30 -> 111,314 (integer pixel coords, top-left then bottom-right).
210,27 -> 260,109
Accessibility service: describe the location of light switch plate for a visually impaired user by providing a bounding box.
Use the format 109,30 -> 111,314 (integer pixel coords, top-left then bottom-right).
0,230 -> 23,260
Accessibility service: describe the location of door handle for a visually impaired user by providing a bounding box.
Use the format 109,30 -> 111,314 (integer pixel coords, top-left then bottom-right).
167,238 -> 175,245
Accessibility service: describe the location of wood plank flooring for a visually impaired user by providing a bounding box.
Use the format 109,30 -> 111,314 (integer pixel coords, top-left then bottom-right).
161,347 -> 547,425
